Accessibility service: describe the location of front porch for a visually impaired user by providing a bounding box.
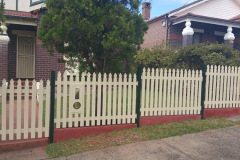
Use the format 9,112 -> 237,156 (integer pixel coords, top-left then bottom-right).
0,10 -> 65,84
168,13 -> 240,49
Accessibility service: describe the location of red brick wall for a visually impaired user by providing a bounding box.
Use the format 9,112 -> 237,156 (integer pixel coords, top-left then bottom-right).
35,11 -> 65,81
141,17 -> 167,49
0,43 -> 8,84
8,34 -> 17,80
35,40 -> 65,81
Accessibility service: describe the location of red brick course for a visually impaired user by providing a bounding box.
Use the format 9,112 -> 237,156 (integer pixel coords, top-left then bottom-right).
140,115 -> 201,127
204,108 -> 240,119
54,124 -> 136,143
168,34 -> 182,40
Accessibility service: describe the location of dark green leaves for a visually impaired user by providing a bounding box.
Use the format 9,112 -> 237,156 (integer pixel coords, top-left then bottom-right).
38,0 -> 148,73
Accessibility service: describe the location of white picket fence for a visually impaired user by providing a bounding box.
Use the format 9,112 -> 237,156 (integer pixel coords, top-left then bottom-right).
2,65 -> 240,142
0,79 -> 50,141
55,71 -> 138,128
205,65 -> 240,108
141,68 -> 203,116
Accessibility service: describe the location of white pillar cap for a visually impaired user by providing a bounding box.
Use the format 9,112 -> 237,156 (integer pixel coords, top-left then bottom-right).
0,24 -> 10,43
224,26 -> 235,41
182,19 -> 194,36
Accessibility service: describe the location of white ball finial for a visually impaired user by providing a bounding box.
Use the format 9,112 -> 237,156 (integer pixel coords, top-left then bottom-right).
182,19 -> 194,36
224,26 -> 235,41
0,23 -> 10,43
227,27 -> 232,33
1,24 -> 7,34
185,19 -> 191,27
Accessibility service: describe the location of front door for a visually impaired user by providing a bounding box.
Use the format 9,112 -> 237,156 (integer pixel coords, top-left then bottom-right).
17,36 -> 35,78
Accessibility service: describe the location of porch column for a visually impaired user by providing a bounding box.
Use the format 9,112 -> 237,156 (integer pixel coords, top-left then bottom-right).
224,26 -> 235,48
0,24 -> 10,84
182,19 -> 194,48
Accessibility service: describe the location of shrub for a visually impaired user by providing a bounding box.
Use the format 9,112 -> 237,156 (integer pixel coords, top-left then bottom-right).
135,43 -> 178,69
176,43 -> 240,70
136,43 -> 240,70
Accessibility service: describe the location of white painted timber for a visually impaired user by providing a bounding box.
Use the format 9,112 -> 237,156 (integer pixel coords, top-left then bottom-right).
4,0 -> 45,12
205,65 -> 240,108
0,79 -> 50,141
54,71 -> 138,128
141,68 -> 203,116
175,0 -> 240,20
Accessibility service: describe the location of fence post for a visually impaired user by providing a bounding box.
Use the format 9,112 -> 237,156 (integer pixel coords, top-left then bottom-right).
201,65 -> 207,120
136,66 -> 143,128
49,71 -> 55,143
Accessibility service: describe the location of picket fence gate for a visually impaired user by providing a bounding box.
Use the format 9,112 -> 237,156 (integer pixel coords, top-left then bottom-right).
54,71 -> 138,128
0,79 -> 50,141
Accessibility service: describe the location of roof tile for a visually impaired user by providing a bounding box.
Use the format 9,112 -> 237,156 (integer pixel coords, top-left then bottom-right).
4,10 -> 38,19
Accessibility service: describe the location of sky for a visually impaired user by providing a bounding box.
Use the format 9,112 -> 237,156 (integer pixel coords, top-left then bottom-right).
142,0 -> 197,18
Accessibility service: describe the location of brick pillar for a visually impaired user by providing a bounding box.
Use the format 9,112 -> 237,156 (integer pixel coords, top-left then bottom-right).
224,40 -> 234,48
0,24 -> 10,84
182,35 -> 193,48
224,26 -> 235,49
0,42 -> 8,84
182,19 -> 194,48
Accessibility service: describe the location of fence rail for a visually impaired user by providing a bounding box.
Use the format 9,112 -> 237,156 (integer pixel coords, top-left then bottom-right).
0,79 -> 50,141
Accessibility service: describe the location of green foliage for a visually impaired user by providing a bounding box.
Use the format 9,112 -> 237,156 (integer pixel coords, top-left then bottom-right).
0,2 -> 6,32
136,43 -> 240,70
176,43 -> 240,70
135,42 -> 179,69
38,0 -> 148,73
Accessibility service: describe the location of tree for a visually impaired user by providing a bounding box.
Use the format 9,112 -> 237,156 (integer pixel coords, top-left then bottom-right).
0,2 -> 6,32
38,0 -> 148,73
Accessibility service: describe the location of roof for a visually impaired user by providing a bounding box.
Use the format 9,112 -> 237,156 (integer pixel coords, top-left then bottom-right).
147,0 -> 205,23
231,14 -> 240,20
4,10 -> 39,20
171,13 -> 240,28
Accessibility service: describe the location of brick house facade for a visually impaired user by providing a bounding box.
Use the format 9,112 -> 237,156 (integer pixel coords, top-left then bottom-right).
0,1 -> 65,83
141,0 -> 240,50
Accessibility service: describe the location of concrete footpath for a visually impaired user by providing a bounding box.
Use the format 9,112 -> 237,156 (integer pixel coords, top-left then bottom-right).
1,117 -> 240,160
56,125 -> 240,160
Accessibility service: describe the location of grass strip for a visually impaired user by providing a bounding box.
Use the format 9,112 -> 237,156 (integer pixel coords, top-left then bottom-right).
46,117 -> 240,158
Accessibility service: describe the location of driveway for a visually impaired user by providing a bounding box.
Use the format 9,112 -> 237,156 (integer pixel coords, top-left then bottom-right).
56,125 -> 240,160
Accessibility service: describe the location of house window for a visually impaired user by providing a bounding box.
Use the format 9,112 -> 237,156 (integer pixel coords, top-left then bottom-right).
193,33 -> 202,44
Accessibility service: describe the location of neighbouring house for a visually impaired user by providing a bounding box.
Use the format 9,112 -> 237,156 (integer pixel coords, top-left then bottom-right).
0,0 -> 65,84
141,0 -> 240,50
